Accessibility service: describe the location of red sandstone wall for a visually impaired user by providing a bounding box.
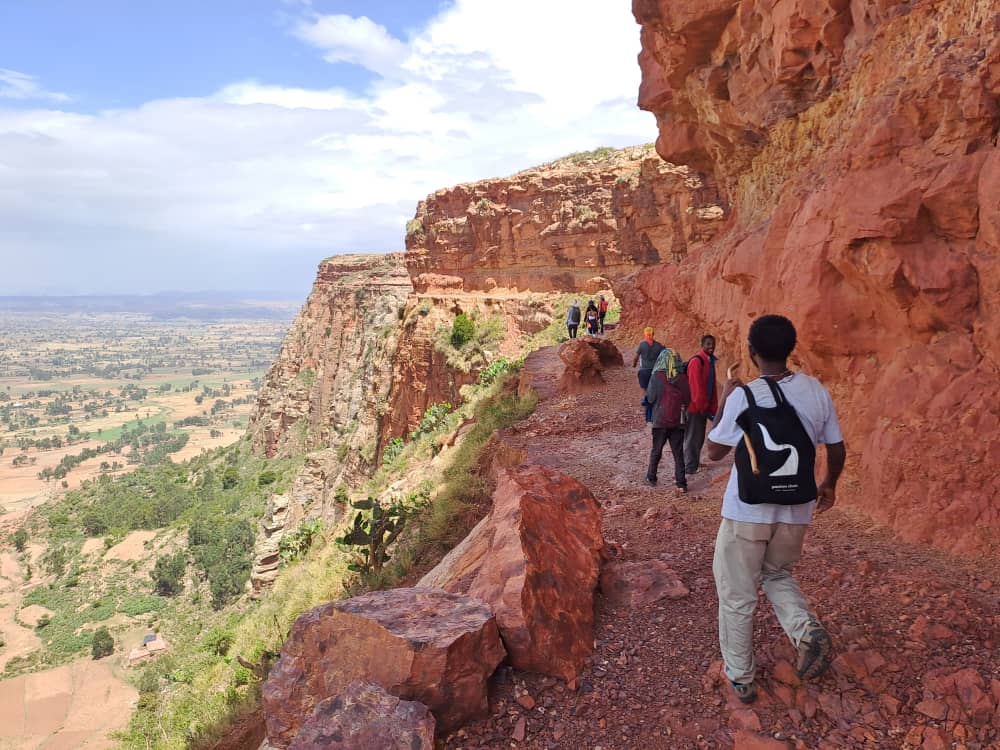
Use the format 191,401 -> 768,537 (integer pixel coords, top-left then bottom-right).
618,0 -> 1000,552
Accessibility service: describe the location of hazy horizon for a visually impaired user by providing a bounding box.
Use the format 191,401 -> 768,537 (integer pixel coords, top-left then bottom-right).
0,0 -> 654,296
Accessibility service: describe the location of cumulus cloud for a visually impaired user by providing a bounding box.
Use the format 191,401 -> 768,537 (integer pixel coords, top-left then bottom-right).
0,69 -> 70,103
293,14 -> 409,77
0,0 -> 653,294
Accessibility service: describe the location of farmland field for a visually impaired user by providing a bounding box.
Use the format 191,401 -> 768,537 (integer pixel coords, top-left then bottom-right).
0,311 -> 290,513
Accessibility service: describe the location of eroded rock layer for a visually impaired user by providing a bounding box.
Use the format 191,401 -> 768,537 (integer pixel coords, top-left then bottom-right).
405,145 -> 726,293
248,254 -> 411,466
621,0 -> 1000,552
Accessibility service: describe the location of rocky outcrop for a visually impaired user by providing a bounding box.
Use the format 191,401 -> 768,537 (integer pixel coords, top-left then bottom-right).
405,145 -> 726,293
622,0 -> 1000,552
261,587 -> 505,747
380,293 -> 552,443
418,465 -> 604,682
247,254 -> 411,468
557,338 -> 624,393
286,682 -> 435,750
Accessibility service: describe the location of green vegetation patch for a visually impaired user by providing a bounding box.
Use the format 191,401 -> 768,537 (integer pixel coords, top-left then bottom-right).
434,311 -> 505,374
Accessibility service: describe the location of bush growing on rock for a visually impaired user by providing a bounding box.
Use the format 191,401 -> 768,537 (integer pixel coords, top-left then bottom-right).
12,527 -> 27,552
450,314 -> 474,348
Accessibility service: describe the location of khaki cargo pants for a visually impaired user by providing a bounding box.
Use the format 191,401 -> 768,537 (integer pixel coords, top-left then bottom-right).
712,518 -> 816,685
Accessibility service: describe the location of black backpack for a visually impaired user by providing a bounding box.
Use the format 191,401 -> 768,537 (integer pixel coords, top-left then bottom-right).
734,379 -> 817,505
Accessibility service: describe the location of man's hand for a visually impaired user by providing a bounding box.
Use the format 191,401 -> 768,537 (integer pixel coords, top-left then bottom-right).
720,375 -> 744,402
816,481 -> 836,514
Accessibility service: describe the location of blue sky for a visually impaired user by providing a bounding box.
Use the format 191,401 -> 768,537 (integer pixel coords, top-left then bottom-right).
0,1 -> 653,296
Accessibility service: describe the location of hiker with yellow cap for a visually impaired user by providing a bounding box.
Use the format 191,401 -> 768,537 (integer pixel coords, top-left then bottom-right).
631,326 -> 664,423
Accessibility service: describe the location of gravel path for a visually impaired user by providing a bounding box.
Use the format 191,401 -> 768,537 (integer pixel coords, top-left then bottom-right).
443,344 -> 1000,750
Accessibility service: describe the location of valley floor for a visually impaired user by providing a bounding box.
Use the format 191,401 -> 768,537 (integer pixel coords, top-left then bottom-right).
443,343 -> 1000,750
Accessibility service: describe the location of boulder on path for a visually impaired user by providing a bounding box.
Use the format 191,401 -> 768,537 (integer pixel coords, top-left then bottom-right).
262,588 -> 505,747
419,464 -> 604,682
287,681 -> 435,750
557,338 -> 622,393
600,560 -> 689,607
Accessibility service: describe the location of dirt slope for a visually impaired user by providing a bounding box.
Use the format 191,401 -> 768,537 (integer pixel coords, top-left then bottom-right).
442,343 -> 1000,750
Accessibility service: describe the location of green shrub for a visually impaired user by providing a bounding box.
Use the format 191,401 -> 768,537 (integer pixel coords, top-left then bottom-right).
151,551 -> 186,596
381,437 -> 405,465
278,519 -> 323,565
450,314 -> 474,348
337,496 -> 422,577
479,356 -> 523,386
203,626 -> 234,657
409,402 -> 453,441
91,626 -> 114,659
257,470 -> 277,487
405,219 -> 425,242
221,467 -> 239,490
12,527 -> 27,552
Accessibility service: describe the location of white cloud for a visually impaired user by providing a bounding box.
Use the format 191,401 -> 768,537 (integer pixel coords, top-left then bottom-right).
293,14 -> 408,76
0,69 -> 70,103
0,0 -> 654,294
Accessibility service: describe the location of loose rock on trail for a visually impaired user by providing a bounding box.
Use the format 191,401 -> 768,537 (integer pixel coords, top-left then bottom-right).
443,343 -> 1000,750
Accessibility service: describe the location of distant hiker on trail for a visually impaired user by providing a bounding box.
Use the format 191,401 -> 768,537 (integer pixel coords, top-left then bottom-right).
684,334 -> 719,475
644,348 -> 691,492
705,314 -> 846,706
585,301 -> 600,335
632,327 -> 664,423
598,296 -> 609,333
566,301 -> 581,339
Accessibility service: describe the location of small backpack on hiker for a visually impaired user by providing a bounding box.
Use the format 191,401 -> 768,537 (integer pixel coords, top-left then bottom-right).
734,379 -> 817,504
650,371 -> 689,429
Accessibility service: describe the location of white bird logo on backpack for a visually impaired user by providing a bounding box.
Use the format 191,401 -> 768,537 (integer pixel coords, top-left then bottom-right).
758,424 -> 799,476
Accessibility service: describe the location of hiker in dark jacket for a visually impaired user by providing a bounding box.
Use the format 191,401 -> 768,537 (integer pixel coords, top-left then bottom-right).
632,327 -> 664,423
566,301 -> 581,338
645,348 -> 691,491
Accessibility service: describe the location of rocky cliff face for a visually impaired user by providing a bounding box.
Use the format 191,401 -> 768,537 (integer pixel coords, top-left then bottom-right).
245,255 -> 411,590
248,254 -> 411,466
621,0 -> 1000,552
405,145 -> 725,293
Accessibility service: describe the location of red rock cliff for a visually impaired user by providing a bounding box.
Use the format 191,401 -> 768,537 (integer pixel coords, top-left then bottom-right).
405,145 -> 725,293
621,0 -> 1000,552
248,253 -> 412,469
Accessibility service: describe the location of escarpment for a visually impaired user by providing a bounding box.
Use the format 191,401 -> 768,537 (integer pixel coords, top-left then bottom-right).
404,145 -> 725,293
248,253 -> 411,467
621,0 -> 1000,552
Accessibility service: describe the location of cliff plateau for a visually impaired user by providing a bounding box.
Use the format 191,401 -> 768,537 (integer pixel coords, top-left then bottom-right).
622,0 -> 1000,552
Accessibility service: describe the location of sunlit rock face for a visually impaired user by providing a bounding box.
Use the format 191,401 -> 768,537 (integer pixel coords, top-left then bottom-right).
620,0 -> 1000,552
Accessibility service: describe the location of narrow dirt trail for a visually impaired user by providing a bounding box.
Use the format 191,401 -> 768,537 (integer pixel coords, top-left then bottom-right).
444,343 -> 1000,750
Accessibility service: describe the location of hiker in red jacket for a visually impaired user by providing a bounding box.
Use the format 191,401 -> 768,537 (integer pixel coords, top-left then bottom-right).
684,334 -> 718,474
598,296 -> 609,333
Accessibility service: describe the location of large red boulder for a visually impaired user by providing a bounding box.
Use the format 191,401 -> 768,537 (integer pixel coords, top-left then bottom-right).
418,464 -> 604,681
286,681 -> 435,750
557,338 -> 623,393
262,588 -> 505,747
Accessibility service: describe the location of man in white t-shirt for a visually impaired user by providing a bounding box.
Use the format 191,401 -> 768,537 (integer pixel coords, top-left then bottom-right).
705,315 -> 846,705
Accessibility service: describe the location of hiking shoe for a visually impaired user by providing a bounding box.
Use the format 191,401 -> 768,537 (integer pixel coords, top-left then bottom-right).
730,680 -> 757,704
675,485 -> 688,494
643,476 -> 657,487
797,621 -> 833,680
